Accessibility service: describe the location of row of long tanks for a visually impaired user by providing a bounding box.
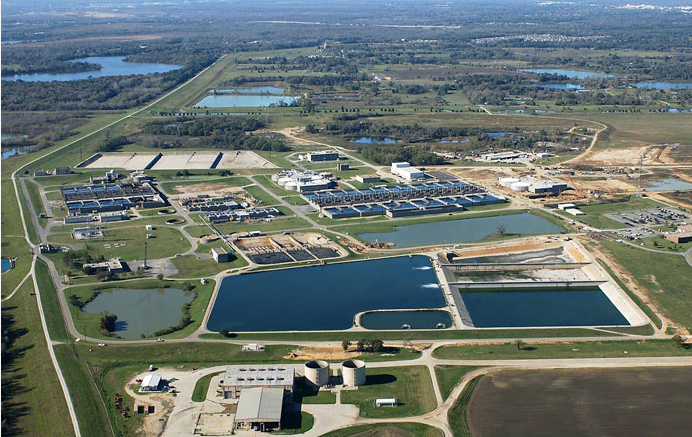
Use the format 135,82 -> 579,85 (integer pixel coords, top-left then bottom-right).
304,359 -> 366,387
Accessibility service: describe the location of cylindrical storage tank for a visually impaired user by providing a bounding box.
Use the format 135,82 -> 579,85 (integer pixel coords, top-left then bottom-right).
341,359 -> 366,387
304,360 -> 330,387
510,181 -> 531,192
284,182 -> 298,191
499,177 -> 519,187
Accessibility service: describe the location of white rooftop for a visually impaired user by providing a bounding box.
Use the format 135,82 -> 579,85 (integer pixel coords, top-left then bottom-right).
223,365 -> 294,388
235,387 -> 284,422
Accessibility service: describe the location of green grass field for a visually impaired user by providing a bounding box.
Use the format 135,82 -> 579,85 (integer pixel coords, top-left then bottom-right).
434,366 -> 480,401
341,366 -> 437,418
1,280 -> 76,437
600,239 -> 692,331
300,389 -> 337,404
432,339 -> 690,360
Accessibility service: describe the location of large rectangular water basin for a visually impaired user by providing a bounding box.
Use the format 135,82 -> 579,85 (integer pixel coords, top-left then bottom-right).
459,287 -> 629,328
206,255 -> 445,331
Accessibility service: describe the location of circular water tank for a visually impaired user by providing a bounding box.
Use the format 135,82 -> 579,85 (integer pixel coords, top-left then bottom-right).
341,359 -> 366,387
271,174 -> 280,182
499,177 -> 519,187
277,177 -> 291,187
304,360 -> 329,387
284,182 -> 298,191
510,181 -> 531,192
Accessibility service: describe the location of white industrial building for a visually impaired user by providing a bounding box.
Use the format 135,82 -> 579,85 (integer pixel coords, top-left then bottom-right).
482,151 -> 528,161
498,176 -> 568,195
305,151 -> 339,162
391,162 -> 425,181
271,170 -> 335,193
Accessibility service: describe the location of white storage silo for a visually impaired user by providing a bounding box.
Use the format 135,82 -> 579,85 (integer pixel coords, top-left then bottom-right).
341,359 -> 366,387
499,177 -> 519,188
304,360 -> 330,387
510,181 -> 531,192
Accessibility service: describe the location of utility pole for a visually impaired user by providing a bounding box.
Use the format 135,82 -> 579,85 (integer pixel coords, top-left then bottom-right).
143,240 -> 148,269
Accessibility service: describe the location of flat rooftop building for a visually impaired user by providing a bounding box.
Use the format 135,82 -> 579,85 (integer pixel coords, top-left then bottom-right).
221,365 -> 294,399
391,162 -> 425,180
234,387 -> 284,432
140,374 -> 162,392
306,151 -> 339,162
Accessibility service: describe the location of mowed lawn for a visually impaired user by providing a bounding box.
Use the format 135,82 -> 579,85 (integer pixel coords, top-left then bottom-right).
600,239 -> 692,331
433,339 -> 691,360
82,225 -> 190,261
434,366 -> 480,401
1,281 -> 75,437
340,366 -> 437,418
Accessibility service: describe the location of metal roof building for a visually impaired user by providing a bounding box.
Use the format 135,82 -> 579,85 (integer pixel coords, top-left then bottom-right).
139,374 -> 162,392
221,365 -> 294,399
234,387 -> 284,431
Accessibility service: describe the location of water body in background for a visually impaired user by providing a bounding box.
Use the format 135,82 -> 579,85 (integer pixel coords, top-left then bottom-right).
520,68 -> 615,79
4,56 -> 181,82
194,94 -> 299,108
359,213 -> 564,248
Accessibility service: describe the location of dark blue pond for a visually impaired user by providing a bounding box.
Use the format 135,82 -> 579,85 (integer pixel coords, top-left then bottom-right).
539,83 -> 583,90
460,288 -> 629,328
360,310 -> 451,330
4,56 -> 181,82
352,137 -> 401,144
207,255 -> 445,331
1,258 -> 13,273
519,68 -> 614,79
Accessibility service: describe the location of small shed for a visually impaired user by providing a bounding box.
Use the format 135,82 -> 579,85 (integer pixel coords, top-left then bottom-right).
140,374 -> 162,392
375,398 -> 397,407
211,247 -> 231,263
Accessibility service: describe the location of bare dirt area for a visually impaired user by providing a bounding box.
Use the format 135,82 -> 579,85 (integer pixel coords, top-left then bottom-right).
581,144 -> 664,166
448,240 -> 558,260
174,182 -> 245,198
466,367 -> 692,437
125,382 -> 175,437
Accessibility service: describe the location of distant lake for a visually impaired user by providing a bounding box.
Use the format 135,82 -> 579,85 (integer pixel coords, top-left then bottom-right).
213,87 -> 285,94
352,137 -> 401,144
634,82 -> 692,90
2,146 -> 36,160
82,288 -> 193,339
539,83 -> 584,90
359,213 -> 564,248
194,94 -> 299,108
520,68 -> 614,79
4,56 -> 182,82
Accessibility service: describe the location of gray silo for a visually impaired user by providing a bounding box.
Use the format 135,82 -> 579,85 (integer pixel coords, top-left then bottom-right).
341,359 -> 366,387
304,360 -> 330,387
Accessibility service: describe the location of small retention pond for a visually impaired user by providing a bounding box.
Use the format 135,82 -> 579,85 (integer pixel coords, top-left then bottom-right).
1,258 -> 13,273
460,287 -> 629,328
207,255 -> 445,332
82,288 -> 193,339
644,178 -> 692,192
194,94 -> 299,108
360,310 -> 451,330
358,213 -> 564,248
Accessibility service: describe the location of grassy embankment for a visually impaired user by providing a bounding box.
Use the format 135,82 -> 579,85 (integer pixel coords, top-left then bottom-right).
432,339 -> 690,360
434,366 -> 481,401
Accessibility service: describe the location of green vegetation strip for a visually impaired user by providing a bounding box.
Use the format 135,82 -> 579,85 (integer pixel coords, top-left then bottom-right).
432,339 -> 690,360
597,258 -> 662,329
36,258 -> 70,342
434,366 -> 480,401
274,411 -> 314,435
199,327 -> 616,342
447,375 -> 483,437
319,423 -> 444,437
192,371 -> 223,402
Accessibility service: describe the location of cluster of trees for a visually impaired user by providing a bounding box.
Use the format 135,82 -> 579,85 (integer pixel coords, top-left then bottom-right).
341,339 -> 386,352
360,145 -> 445,166
99,313 -> 118,335
2,60 -> 101,77
142,117 -> 289,152
98,136 -> 130,153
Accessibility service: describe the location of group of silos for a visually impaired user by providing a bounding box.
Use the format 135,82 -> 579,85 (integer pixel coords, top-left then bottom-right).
304,359 -> 366,387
